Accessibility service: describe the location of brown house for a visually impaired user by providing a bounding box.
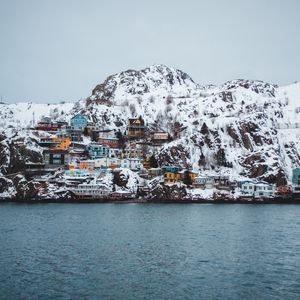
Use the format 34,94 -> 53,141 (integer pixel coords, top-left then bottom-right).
127,116 -> 145,138
98,137 -> 119,149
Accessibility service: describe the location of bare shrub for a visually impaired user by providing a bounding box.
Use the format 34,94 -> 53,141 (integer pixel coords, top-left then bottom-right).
165,95 -> 174,105
149,96 -> 155,103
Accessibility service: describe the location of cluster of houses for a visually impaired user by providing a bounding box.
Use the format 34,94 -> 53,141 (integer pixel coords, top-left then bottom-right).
26,113 -> 300,200
30,114 -> 166,173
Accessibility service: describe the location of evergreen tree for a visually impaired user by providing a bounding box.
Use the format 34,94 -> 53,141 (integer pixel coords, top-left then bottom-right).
200,122 -> 209,135
116,130 -> 125,149
149,155 -> 159,168
183,170 -> 192,186
83,126 -> 89,136
198,153 -> 206,167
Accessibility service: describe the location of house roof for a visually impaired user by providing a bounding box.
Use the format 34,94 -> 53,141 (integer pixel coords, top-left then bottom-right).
128,116 -> 145,126
71,113 -> 87,120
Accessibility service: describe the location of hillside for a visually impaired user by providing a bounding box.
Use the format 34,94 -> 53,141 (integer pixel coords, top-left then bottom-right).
0,65 -> 300,200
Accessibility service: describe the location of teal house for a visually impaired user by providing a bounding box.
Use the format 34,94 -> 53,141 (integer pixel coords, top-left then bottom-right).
88,143 -> 109,159
70,114 -> 88,129
292,168 -> 300,185
161,165 -> 180,174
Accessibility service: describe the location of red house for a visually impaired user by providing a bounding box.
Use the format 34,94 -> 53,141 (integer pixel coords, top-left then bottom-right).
35,121 -> 68,132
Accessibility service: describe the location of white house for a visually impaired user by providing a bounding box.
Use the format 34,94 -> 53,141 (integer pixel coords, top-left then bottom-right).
71,182 -> 110,198
109,148 -> 121,158
238,180 -> 276,198
120,158 -> 142,171
239,180 -> 256,196
254,182 -> 276,198
194,175 -> 214,189
94,158 -> 120,169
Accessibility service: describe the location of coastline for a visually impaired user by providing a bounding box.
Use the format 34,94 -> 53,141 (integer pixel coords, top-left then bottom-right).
1,196 -> 300,204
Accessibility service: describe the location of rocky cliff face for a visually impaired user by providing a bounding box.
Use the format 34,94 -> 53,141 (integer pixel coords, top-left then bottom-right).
0,65 -> 300,199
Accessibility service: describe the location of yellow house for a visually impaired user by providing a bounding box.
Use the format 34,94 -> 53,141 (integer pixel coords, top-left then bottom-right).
164,172 -> 181,185
52,136 -> 71,150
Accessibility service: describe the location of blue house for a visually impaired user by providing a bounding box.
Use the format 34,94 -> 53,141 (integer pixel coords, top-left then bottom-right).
161,165 -> 180,174
70,114 -> 88,130
88,143 -> 109,159
292,168 -> 300,186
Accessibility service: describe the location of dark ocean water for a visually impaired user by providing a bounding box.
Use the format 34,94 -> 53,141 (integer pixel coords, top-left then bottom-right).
1,203 -> 300,300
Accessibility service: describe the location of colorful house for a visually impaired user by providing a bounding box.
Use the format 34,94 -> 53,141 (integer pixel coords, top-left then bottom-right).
292,168 -> 300,186
39,134 -> 71,150
52,134 -> 71,150
151,132 -> 169,144
127,116 -> 145,138
121,148 -> 143,159
65,126 -> 83,142
179,170 -> 198,184
164,172 -> 181,185
64,169 -> 91,181
43,149 -> 69,168
98,136 -> 119,149
88,143 -> 109,159
35,121 -> 68,132
277,185 -> 292,196
161,165 -> 180,174
70,114 -> 88,130
79,160 -> 96,171
38,137 -> 60,148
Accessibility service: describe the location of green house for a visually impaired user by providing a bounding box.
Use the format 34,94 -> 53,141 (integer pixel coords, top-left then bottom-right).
292,168 -> 300,185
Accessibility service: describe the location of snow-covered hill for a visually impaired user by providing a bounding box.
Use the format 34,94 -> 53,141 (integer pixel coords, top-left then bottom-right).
89,64 -> 203,103
0,101 -> 74,129
0,65 -> 300,186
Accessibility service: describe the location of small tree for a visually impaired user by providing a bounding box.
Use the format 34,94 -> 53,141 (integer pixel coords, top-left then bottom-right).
200,122 -> 209,135
149,155 -> 159,168
116,130 -> 125,149
92,131 -> 98,142
198,153 -> 206,167
83,126 -> 89,136
183,170 -> 192,186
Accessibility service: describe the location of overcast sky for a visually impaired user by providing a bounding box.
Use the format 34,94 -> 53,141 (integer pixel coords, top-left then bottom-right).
0,0 -> 299,103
